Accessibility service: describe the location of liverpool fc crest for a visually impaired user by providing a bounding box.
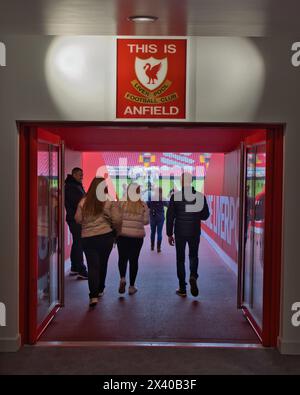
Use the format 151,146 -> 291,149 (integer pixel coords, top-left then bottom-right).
135,57 -> 168,91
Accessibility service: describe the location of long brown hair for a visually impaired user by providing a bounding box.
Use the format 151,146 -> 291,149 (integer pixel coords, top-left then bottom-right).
123,183 -> 144,215
82,177 -> 108,218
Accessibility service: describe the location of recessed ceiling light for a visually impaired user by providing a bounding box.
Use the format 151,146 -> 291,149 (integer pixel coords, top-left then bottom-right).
128,15 -> 158,23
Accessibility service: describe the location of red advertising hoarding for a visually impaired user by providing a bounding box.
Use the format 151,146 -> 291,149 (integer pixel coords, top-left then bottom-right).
203,151 -> 241,264
116,38 -> 187,119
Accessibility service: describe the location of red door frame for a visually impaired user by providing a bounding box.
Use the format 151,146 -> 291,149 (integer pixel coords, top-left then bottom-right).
19,125 -> 30,344
18,122 -> 284,346
264,127 -> 284,346
239,130 -> 266,342
21,126 -> 63,344
240,128 -> 283,346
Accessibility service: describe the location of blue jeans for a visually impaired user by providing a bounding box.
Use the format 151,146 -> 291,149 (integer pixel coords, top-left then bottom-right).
150,216 -> 165,245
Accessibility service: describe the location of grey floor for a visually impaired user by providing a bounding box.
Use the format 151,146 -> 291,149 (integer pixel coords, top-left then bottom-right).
1,346 -> 300,375
40,234 -> 257,342
3,232 -> 298,375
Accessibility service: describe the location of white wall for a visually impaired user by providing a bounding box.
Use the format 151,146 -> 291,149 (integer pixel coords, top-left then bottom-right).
0,35 -> 299,353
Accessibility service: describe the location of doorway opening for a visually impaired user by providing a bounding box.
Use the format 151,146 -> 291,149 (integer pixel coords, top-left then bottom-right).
19,122 -> 284,347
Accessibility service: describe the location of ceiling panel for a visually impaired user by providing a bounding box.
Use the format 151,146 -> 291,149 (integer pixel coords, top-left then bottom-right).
0,0 -> 299,36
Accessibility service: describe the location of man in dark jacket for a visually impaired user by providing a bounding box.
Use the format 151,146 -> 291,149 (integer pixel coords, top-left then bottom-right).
166,173 -> 210,297
65,168 -> 88,279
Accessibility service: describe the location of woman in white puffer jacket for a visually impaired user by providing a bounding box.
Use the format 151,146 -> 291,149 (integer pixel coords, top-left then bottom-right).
117,183 -> 149,295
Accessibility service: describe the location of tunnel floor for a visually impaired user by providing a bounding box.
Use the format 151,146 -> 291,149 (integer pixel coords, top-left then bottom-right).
40,230 -> 258,343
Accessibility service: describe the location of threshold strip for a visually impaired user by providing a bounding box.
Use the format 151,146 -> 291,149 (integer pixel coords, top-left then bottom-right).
35,341 -> 264,349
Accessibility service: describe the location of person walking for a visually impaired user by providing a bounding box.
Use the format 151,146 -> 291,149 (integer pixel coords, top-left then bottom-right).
166,173 -> 210,297
147,187 -> 168,253
75,177 -> 121,307
117,183 -> 149,295
65,167 -> 88,279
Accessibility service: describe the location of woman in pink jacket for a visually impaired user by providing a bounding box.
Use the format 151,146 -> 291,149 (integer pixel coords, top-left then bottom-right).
75,177 -> 121,307
117,183 -> 149,295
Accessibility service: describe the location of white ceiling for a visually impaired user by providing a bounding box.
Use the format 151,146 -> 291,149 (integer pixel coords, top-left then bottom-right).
0,0 -> 299,36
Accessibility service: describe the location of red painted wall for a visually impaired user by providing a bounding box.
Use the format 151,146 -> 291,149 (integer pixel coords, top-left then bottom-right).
204,154 -> 225,195
82,152 -> 117,198
203,150 -> 240,263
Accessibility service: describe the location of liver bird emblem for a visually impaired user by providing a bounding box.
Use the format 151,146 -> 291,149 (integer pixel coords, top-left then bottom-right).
135,57 -> 168,91
143,62 -> 162,84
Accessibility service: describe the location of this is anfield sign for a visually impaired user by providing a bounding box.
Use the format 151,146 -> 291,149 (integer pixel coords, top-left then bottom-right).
116,39 -> 187,119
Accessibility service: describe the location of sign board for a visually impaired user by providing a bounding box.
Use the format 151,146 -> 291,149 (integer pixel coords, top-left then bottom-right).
116,39 -> 187,119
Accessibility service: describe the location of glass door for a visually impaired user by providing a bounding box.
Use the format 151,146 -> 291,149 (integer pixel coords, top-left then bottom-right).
243,143 -> 266,331
237,131 -> 269,344
237,128 -> 284,347
29,129 -> 64,343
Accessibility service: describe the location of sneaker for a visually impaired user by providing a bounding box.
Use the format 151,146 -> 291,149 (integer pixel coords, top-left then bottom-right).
98,290 -> 105,297
128,286 -> 138,295
189,277 -> 199,297
77,271 -> 88,280
69,270 -> 79,276
176,288 -> 187,297
119,279 -> 126,294
157,242 -> 161,253
89,297 -> 98,307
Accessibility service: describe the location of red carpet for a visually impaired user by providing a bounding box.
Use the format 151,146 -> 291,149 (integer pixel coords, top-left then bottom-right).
40,231 -> 258,343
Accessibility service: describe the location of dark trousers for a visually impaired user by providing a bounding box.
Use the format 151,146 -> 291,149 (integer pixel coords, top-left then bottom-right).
117,236 -> 144,286
150,217 -> 165,245
175,235 -> 200,290
82,232 -> 114,298
68,221 -> 86,274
